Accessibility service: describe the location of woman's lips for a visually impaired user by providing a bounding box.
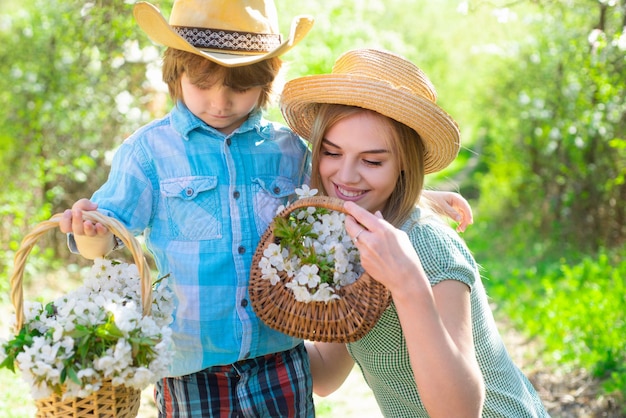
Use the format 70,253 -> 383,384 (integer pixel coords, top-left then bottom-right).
334,184 -> 365,201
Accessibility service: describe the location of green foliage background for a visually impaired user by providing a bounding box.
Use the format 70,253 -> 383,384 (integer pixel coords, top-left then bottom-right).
0,0 -> 625,410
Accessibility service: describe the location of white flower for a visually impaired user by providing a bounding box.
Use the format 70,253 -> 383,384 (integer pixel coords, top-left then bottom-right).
77,368 -> 97,380
258,187 -> 364,303
125,367 -> 154,387
29,379 -> 54,400
94,354 -> 117,376
2,258 -> 174,400
264,267 -> 281,285
311,283 -> 339,302
275,204 -> 286,214
263,243 -> 286,270
295,184 -> 318,198
295,265 -> 320,288
0,338 -> 7,364
285,281 -> 314,302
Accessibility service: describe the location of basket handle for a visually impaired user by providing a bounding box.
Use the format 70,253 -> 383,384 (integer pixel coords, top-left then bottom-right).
10,211 -> 152,332
278,196 -> 348,217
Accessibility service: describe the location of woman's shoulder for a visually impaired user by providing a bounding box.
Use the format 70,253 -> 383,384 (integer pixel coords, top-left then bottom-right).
403,206 -> 462,242
404,206 -> 479,286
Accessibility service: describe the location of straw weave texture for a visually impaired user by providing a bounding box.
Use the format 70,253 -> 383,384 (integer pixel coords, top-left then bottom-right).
9,211 -> 149,417
34,380 -> 141,418
280,48 -> 461,174
250,196 -> 391,343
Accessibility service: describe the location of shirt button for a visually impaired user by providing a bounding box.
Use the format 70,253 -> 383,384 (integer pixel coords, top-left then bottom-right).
238,246 -> 245,254
241,299 -> 248,308
226,138 -> 232,146
185,188 -> 194,197
273,186 -> 281,194
233,190 -> 240,199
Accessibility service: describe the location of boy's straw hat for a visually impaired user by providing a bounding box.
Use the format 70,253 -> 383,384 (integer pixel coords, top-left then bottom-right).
280,49 -> 461,174
134,0 -> 314,67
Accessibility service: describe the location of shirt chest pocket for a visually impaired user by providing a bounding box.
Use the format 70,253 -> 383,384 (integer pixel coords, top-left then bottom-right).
161,176 -> 222,241
251,176 -> 297,236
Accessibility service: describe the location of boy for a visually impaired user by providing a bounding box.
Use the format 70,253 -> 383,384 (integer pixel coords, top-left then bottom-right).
62,1 -> 316,416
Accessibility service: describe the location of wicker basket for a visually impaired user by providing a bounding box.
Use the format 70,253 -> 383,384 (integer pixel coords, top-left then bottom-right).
250,196 -> 391,343
9,211 -> 150,418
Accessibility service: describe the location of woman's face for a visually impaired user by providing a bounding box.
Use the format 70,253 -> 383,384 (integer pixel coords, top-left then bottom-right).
318,110 -> 401,214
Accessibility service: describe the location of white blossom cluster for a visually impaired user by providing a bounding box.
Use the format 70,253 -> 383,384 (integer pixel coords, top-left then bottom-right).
0,258 -> 174,400
259,186 -> 363,303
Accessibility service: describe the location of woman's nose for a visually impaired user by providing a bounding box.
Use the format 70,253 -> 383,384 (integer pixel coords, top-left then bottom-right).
336,161 -> 360,184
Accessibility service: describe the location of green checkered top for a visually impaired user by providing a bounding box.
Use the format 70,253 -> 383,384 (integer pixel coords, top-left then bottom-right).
347,208 -> 549,417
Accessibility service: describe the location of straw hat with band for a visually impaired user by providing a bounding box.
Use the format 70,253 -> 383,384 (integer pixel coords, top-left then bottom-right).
280,48 -> 461,174
133,0 -> 314,67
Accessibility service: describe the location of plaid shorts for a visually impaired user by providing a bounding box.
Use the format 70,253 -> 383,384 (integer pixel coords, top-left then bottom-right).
155,343 -> 314,417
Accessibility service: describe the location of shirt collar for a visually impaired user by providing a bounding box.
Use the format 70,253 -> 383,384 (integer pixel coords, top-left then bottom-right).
170,101 -> 264,140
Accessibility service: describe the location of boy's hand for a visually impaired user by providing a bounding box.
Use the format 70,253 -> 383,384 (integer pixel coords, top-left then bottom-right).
60,199 -> 110,236
60,199 -> 115,259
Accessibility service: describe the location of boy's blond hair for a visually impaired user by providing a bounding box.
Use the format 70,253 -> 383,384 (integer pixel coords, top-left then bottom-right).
162,48 -> 283,111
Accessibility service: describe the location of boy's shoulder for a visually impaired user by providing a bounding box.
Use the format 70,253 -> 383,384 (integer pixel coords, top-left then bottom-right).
259,117 -> 308,144
124,113 -> 173,144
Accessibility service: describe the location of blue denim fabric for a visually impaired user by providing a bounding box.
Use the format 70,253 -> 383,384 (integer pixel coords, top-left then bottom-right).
92,103 -> 310,376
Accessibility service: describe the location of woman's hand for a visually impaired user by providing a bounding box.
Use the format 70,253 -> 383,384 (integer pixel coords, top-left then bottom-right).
343,200 -> 485,417
343,201 -> 429,294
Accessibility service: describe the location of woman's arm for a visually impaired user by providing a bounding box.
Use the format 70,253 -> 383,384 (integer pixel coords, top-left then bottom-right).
305,341 -> 355,397
343,201 -> 485,417
394,279 -> 484,417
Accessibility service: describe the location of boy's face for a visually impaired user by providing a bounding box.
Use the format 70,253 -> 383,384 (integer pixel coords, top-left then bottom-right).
181,73 -> 262,135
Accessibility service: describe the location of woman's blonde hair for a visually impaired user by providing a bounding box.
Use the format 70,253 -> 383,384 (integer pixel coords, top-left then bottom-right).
162,48 -> 283,111
309,104 -> 426,227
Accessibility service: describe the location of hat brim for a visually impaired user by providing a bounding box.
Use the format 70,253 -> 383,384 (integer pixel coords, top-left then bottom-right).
134,2 -> 314,67
280,75 -> 461,174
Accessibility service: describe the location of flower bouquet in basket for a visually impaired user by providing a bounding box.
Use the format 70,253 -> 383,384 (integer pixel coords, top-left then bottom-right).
250,186 -> 391,343
0,211 -> 174,418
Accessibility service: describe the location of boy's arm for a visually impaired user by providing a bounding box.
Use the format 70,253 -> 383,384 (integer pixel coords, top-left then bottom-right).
67,232 -> 119,260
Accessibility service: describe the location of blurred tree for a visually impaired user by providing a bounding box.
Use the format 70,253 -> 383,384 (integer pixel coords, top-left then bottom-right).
2,0 -> 623,279
469,0 -> 626,256
0,0 -> 164,277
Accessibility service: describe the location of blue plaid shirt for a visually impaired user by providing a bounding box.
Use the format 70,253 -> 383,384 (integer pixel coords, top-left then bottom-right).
91,103 -> 310,377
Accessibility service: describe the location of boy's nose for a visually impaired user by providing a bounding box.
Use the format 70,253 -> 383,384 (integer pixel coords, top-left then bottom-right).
210,88 -> 231,109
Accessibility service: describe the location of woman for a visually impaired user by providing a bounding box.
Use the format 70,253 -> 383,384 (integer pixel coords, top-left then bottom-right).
279,48 -> 549,417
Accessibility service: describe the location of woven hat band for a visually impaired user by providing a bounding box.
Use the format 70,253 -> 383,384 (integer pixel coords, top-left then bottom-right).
173,26 -> 282,53
134,1 -> 313,67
